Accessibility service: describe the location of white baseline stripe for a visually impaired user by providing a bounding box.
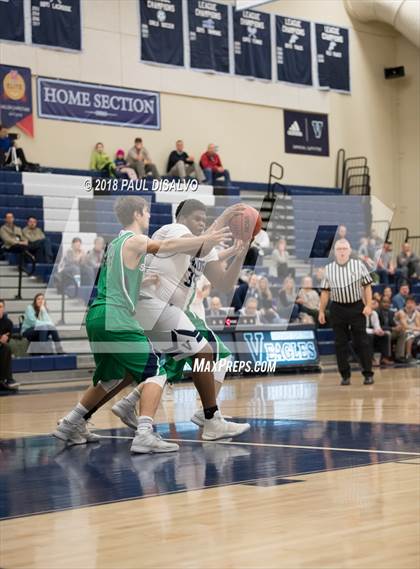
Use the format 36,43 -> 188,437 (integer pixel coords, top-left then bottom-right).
98,434 -> 420,457
3,431 -> 418,457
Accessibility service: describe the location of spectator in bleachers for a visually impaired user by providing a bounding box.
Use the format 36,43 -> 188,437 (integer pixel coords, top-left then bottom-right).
81,236 -> 106,286
239,297 -> 261,325
397,242 -> 420,282
0,299 -> 19,392
257,277 -> 273,308
259,298 -> 282,324
366,299 -> 393,366
207,297 -> 227,318
22,216 -> 53,263
369,228 -> 384,256
0,212 -> 28,252
114,149 -> 137,180
200,144 -> 231,186
89,143 -> 116,177
271,237 -> 291,280
312,266 -> 325,292
231,272 -> 258,313
126,137 -> 159,179
278,276 -> 299,321
358,236 -> 376,270
60,237 -> 86,287
382,286 -> 394,302
167,140 -> 205,182
392,282 -> 410,311
0,125 -> 36,171
21,293 -> 64,354
337,225 -> 347,240
296,276 -> 320,324
374,241 -> 399,284
377,297 -> 406,362
395,296 -> 420,362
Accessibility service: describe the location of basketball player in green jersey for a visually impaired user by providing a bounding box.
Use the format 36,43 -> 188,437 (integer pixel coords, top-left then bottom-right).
53,196 -> 232,453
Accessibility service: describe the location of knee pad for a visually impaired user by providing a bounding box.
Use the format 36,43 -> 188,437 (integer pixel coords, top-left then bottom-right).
144,373 -> 167,389
98,379 -> 121,392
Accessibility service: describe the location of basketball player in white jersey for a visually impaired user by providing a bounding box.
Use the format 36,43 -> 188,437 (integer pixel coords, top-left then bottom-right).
111,199 -> 251,440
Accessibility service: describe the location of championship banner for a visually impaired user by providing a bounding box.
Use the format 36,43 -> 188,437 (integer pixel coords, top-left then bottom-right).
188,0 -> 230,74
37,78 -> 161,130
140,0 -> 184,67
0,65 -> 34,137
234,8 -> 271,80
315,23 -> 350,92
31,0 -> 81,51
284,110 -> 329,156
0,0 -> 25,43
276,16 -> 312,86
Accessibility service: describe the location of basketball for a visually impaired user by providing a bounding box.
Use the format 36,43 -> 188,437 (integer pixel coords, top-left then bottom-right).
229,206 -> 262,241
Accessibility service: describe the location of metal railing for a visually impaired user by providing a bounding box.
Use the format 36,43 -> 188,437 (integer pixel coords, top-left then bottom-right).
267,161 -> 285,199
408,235 -> 420,256
386,227 -> 409,261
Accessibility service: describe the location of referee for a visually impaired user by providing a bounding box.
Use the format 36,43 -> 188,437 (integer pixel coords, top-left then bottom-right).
318,238 -> 374,385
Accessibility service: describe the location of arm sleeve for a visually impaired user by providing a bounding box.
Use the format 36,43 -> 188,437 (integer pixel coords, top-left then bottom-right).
320,271 -> 331,290
0,226 -> 15,247
23,306 -> 37,330
89,152 -> 97,170
200,153 -> 210,169
361,262 -> 374,286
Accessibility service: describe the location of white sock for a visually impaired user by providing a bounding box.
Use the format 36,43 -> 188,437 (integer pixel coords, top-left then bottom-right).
64,403 -> 88,425
125,387 -> 141,406
137,415 -> 153,432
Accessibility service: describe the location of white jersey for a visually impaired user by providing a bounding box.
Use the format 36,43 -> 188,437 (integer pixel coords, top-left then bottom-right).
143,223 -> 218,310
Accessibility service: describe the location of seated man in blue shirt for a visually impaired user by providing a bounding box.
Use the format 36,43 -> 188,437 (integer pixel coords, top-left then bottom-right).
392,282 -> 410,311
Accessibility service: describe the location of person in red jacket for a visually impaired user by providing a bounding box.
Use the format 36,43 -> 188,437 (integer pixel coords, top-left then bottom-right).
200,144 -> 231,186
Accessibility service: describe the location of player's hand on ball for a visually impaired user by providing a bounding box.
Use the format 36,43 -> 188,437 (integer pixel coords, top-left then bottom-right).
318,311 -> 326,325
213,204 -> 247,229
205,226 -> 232,248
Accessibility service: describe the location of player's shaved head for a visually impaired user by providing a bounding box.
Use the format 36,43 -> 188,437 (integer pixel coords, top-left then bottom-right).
114,196 -> 148,227
175,199 -> 207,220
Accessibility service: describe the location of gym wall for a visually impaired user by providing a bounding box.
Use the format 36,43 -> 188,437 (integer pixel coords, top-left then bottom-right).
0,0 -> 418,233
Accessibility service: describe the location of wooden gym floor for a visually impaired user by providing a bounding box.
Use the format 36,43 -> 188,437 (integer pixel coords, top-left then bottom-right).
0,366 -> 419,569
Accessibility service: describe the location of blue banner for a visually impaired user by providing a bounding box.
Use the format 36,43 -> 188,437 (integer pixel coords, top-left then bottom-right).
37,78 -> 161,130
316,23 -> 350,92
0,0 -> 25,43
276,16 -> 312,86
0,65 -> 34,136
234,9 -> 271,80
188,0 -> 230,74
237,329 -> 319,368
140,0 -> 184,67
31,0 -> 81,51
284,110 -> 329,156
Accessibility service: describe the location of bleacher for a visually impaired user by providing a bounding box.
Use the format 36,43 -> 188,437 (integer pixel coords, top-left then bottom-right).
1,168 -> 418,383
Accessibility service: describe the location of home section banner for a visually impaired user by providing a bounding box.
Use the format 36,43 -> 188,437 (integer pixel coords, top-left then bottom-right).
234,8 -> 271,80
316,23 -> 350,92
188,0 -> 230,74
31,0 -> 81,51
276,16 -> 312,86
0,65 -> 34,137
37,78 -> 160,130
0,0 -> 25,43
284,110 -> 329,156
140,0 -> 184,67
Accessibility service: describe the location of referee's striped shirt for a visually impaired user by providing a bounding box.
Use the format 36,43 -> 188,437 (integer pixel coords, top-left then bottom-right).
321,258 -> 373,304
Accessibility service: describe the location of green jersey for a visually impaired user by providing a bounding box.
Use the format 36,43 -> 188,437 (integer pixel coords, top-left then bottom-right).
89,231 -> 145,331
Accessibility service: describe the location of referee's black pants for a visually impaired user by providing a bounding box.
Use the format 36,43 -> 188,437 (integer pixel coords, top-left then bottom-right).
329,300 -> 373,379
